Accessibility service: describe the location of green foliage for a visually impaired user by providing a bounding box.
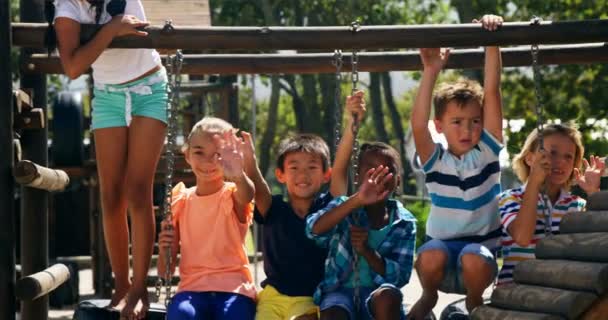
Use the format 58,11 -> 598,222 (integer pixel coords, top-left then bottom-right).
400,199 -> 431,248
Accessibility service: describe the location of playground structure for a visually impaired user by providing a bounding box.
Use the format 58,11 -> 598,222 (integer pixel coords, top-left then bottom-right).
1,1 -> 608,319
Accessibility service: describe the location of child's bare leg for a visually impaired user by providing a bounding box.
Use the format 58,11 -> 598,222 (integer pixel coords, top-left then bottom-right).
368,287 -> 402,320
94,128 -> 130,307
409,250 -> 447,320
121,117 -> 167,318
461,253 -> 494,312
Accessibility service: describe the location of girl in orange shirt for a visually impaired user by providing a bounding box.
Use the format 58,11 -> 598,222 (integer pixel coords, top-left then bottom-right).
158,117 -> 256,319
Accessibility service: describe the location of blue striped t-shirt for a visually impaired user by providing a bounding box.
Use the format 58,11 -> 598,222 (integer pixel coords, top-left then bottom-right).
422,129 -> 503,250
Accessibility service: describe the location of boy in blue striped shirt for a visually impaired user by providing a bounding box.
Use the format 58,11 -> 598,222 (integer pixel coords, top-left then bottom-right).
408,15 -> 505,319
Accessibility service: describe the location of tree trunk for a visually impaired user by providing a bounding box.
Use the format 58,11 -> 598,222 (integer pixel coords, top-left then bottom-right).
281,75 -> 308,132
320,73 -> 340,156
381,72 -> 414,194
259,75 -> 280,177
302,74 -> 321,132
369,72 -> 389,143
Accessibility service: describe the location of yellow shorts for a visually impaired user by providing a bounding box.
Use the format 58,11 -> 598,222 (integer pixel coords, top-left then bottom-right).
255,285 -> 319,320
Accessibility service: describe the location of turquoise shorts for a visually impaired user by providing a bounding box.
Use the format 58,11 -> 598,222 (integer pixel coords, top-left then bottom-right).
91,68 -> 168,130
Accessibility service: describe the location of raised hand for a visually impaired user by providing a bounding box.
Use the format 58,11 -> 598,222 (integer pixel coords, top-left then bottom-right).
240,131 -> 257,171
356,165 -> 394,205
419,48 -> 450,73
213,131 -> 245,180
110,14 -> 149,37
350,225 -> 370,255
474,14 -> 503,31
574,155 -> 605,195
528,150 -> 551,186
346,90 -> 366,125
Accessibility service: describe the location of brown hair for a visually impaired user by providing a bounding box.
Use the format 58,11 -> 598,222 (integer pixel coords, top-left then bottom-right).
433,78 -> 483,119
512,123 -> 584,187
182,117 -> 234,152
276,134 -> 330,172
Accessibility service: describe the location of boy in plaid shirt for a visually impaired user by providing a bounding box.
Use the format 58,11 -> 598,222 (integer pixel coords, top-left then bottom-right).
306,142 -> 416,320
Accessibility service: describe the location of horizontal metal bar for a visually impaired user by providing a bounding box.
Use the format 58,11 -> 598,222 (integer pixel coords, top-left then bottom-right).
12,19 -> 608,50
23,43 -> 608,75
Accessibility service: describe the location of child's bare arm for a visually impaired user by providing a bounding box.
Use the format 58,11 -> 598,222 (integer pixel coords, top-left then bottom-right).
477,15 -> 504,142
330,90 -> 366,196
352,226 -> 386,275
215,132 -> 255,223
55,15 -> 148,79
508,151 -> 549,246
411,48 -> 450,164
232,173 -> 256,223
312,166 -> 393,235
241,132 -> 273,217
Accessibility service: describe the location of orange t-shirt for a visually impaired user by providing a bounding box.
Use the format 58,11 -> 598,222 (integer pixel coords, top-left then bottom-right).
171,182 -> 256,300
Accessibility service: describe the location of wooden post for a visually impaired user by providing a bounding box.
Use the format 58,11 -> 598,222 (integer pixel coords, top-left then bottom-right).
0,0 -> 16,318
14,160 -> 70,191
12,19 -> 608,50
15,264 -> 70,301
23,43 -> 608,75
19,0 -> 49,319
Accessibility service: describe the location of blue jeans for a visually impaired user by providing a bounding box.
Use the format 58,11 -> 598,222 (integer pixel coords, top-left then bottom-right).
417,239 -> 497,294
319,283 -> 406,320
167,291 -> 255,320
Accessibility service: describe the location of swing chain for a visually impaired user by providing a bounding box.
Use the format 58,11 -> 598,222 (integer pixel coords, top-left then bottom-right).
154,50 -> 184,307
333,50 -> 344,155
530,17 -> 552,236
350,20 -> 361,190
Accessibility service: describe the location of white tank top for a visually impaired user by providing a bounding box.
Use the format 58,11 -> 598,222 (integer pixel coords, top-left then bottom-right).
54,0 -> 161,84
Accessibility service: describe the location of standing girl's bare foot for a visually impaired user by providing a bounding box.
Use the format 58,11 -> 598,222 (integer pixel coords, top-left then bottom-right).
108,284 -> 130,309
408,291 -> 438,320
120,285 -> 149,320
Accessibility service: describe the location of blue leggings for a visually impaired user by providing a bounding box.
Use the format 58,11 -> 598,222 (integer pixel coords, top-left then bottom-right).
167,291 -> 256,320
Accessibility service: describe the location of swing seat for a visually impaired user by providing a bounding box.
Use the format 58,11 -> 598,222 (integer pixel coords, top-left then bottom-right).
72,299 -> 166,320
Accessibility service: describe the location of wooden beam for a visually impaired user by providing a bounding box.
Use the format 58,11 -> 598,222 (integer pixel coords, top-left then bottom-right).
14,160 -> 70,192
0,0 -> 16,317
13,89 -> 33,114
14,108 -> 45,130
12,19 -> 608,50
19,2 -> 50,318
23,43 -> 608,75
15,264 -> 70,301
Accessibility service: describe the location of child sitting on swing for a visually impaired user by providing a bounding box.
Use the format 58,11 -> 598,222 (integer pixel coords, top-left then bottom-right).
306,142 -> 417,320
497,124 -> 604,285
158,117 -> 257,320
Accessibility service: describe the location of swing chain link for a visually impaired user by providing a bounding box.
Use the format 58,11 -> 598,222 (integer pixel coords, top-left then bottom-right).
530,16 -> 552,236
154,49 -> 184,308
350,19 -> 362,319
333,50 -> 344,155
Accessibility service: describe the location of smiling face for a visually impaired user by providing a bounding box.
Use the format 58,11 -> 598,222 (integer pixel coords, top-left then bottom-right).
525,133 -> 577,187
184,133 -> 224,183
434,100 -> 483,157
275,151 -> 330,201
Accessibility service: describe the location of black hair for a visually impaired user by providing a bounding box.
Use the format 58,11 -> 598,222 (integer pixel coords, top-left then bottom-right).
45,0 -> 126,56
357,142 -> 402,176
276,134 -> 331,172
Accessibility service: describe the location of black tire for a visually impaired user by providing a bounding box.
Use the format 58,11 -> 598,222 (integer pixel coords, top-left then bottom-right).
51,91 -> 84,167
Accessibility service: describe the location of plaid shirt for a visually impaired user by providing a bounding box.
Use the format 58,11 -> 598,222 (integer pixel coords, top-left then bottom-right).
306,196 -> 417,304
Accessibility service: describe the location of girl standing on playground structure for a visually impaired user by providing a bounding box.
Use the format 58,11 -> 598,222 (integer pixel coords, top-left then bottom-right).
158,117 -> 257,320
498,124 -> 605,285
52,0 -> 166,318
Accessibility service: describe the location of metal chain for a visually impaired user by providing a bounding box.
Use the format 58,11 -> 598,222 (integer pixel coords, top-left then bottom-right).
349,20 -> 362,320
530,17 -> 552,237
333,50 -> 344,155
154,48 -> 184,308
